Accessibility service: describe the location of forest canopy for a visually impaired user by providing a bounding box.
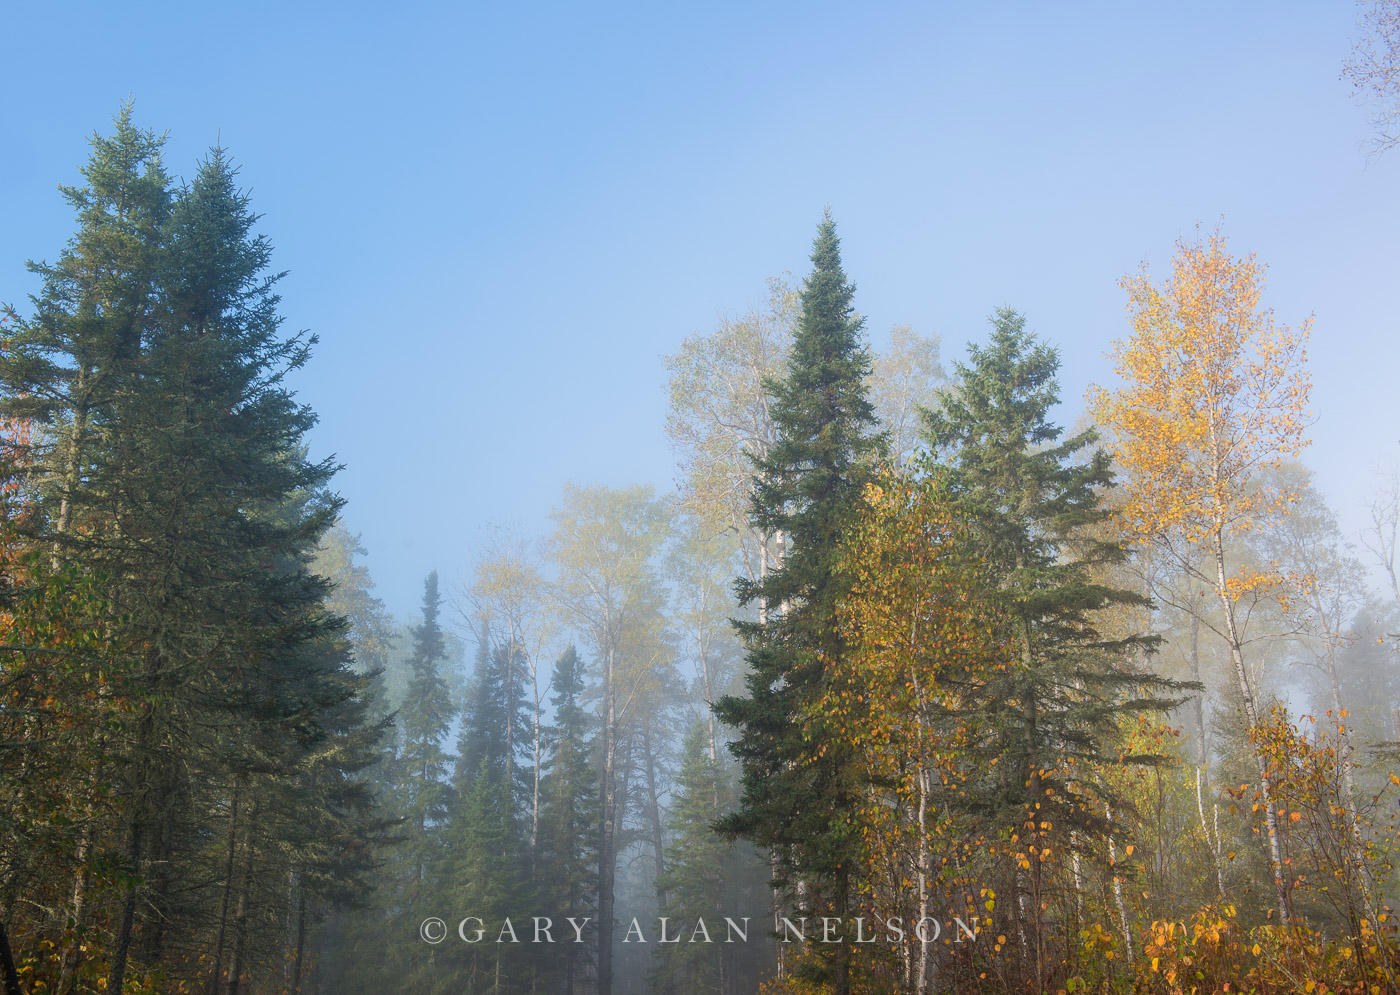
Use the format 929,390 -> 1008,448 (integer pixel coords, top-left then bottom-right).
3,101 -> 1400,995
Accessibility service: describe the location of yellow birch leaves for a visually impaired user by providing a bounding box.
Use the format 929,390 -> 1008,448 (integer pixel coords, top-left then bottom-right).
1089,228 -> 1312,550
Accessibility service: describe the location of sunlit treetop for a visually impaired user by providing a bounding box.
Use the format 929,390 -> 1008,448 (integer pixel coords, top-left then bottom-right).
1090,228 -> 1312,549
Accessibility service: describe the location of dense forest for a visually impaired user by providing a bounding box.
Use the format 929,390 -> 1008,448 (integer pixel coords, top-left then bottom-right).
4,28 -> 1400,991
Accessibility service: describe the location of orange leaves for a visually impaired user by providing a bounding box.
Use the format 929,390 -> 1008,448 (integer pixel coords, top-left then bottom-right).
1118,903 -> 1399,995
1089,227 -> 1312,569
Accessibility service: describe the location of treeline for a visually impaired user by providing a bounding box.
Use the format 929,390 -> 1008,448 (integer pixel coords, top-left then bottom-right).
6,109 -> 1400,995
314,521 -> 776,995
313,240 -> 948,995
700,221 -> 1400,995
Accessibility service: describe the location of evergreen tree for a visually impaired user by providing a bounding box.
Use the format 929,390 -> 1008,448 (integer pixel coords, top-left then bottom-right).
922,309 -> 1185,984
456,636 -> 532,812
536,645 -> 600,995
713,212 -> 881,994
420,634 -> 545,994
0,109 -> 170,989
653,723 -> 735,995
437,764 -> 527,995
0,103 -> 170,549
399,571 -> 455,893
106,145 -> 362,991
0,111 -> 389,993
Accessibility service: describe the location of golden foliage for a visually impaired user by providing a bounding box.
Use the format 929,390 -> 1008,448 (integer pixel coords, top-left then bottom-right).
1089,228 -> 1311,550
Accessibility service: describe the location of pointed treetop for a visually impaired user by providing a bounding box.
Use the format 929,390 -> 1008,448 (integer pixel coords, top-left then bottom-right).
810,207 -> 841,269
422,570 -> 441,620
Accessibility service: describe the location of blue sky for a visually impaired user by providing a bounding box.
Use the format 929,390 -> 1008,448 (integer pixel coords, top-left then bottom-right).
3,2 -> 1397,618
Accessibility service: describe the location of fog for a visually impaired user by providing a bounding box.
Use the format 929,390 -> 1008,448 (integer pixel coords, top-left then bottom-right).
4,4 -> 1400,995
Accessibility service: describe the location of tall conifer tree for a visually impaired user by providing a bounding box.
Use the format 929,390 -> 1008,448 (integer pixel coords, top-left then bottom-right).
398,571 -> 454,892
457,638 -> 532,811
0,106 -> 169,989
923,310 -> 1184,984
536,645 -> 599,995
1,112 -> 388,992
654,723 -> 736,995
714,212 -> 880,994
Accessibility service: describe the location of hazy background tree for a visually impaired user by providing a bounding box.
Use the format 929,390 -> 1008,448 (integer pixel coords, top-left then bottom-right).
1344,0 -> 1400,156
549,482 -> 672,995
869,322 -> 945,467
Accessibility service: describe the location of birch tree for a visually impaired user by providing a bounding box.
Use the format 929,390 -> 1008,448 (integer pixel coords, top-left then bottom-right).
461,534 -> 559,858
548,483 -> 671,995
869,323 -> 946,467
1091,228 -> 1312,926
1343,0 -> 1400,157
665,276 -> 796,592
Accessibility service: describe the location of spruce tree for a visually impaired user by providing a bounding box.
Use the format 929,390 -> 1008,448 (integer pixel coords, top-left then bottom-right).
0,103 -> 170,548
107,145 -> 362,990
1,112 -> 389,992
456,637 -> 532,812
430,635 -> 544,994
713,212 -> 881,994
398,571 -> 454,895
536,645 -> 599,995
922,309 -> 1185,983
653,723 -> 735,995
439,763 -> 525,994
0,111 -> 169,987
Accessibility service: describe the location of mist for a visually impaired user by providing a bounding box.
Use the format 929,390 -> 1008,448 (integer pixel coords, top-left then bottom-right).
3,4 -> 1400,995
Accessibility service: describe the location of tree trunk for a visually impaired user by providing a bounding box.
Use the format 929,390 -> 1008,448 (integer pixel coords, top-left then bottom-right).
531,683 -> 542,860
226,797 -> 260,995
1321,632 -> 1383,949
292,886 -> 307,995
641,720 -> 667,906
597,642 -> 618,995
106,819 -> 143,995
1106,805 -> 1133,961
53,372 -> 94,995
910,655 -> 931,995
505,639 -> 517,817
0,917 -> 24,995
916,765 -> 930,995
55,830 -> 92,995
1071,833 -> 1085,924
832,864 -> 851,995
52,372 -> 89,562
758,534 -> 786,981
138,806 -> 175,964
699,635 -> 718,764
1212,532 -> 1291,925
209,779 -> 242,995
769,849 -> 785,979
1019,617 -> 1043,988
1188,594 -> 1228,900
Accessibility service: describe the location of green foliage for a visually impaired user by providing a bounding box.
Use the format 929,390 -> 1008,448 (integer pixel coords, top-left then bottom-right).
925,308 -> 1184,827
920,310 -> 1189,978
652,723 -> 738,994
399,571 -> 456,850
535,645 -> 600,994
715,211 -> 882,993
0,107 -> 388,993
